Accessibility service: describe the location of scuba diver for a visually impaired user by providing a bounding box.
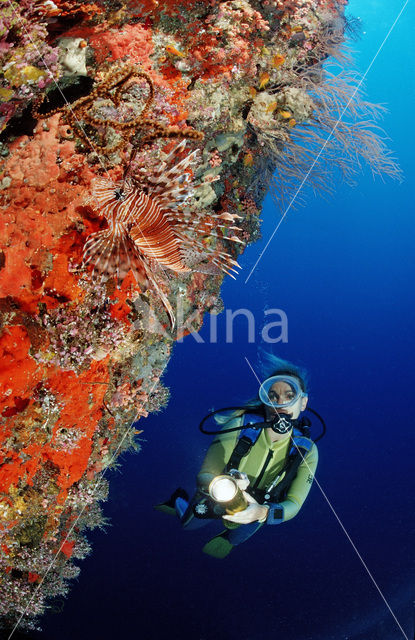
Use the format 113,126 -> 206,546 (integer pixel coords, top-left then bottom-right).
155,356 -> 320,559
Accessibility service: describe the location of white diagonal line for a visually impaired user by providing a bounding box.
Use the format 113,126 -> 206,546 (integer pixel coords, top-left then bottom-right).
300,465 -> 410,640
244,356 -> 410,640
245,0 -> 410,284
6,362 -> 168,639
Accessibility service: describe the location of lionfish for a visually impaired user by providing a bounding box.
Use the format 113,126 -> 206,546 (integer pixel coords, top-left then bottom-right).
83,141 -> 244,327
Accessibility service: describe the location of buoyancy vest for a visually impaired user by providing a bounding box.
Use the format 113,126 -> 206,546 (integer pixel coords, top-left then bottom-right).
224,413 -> 314,504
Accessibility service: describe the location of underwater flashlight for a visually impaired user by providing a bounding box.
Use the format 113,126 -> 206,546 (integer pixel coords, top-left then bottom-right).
208,475 -> 248,515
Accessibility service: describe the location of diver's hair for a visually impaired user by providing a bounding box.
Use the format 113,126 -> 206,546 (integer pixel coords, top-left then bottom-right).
215,352 -> 308,424
259,352 -> 309,392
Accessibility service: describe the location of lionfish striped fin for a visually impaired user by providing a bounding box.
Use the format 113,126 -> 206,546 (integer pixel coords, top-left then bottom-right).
181,253 -> 224,277
83,225 -> 176,328
177,234 -> 241,278
158,140 -> 200,178
179,244 -> 239,277
130,221 -> 190,273
139,254 -> 176,329
83,223 -> 150,287
159,139 -> 187,165
164,211 -> 194,225
119,188 -> 191,273
142,143 -> 201,210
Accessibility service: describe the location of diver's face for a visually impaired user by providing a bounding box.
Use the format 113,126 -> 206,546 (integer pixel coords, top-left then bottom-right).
264,381 -> 308,420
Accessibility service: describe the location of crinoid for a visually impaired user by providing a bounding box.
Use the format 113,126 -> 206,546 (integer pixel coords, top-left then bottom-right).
32,64 -> 204,155
82,141 -> 244,328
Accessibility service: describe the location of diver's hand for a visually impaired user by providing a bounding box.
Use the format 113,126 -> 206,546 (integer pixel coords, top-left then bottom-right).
223,491 -> 269,524
234,476 -> 250,492
228,469 -> 250,492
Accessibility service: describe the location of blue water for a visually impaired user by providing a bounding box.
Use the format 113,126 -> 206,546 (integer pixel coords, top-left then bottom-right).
37,2 -> 414,639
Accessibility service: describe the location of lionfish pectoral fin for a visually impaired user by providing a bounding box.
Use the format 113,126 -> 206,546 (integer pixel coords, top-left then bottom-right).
118,231 -> 150,288
179,237 -> 242,279
180,248 -> 223,277
83,229 -> 116,279
140,257 -> 176,330
83,225 -> 149,287
193,262 -> 224,276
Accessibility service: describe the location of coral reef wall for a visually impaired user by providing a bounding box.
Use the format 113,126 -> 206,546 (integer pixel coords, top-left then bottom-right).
0,0 -> 398,632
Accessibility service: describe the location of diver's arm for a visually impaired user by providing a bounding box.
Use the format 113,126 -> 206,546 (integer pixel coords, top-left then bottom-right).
265,444 -> 318,524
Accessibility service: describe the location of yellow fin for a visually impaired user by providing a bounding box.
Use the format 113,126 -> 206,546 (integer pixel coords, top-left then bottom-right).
243,152 -> 254,167
165,44 -> 185,57
259,72 -> 270,89
272,54 -> 285,68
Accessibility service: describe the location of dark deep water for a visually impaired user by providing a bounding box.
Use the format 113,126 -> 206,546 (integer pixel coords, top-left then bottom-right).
36,2 -> 415,639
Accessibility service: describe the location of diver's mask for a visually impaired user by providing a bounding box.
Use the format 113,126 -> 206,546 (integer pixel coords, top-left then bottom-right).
259,374 -> 306,410
259,375 -> 307,434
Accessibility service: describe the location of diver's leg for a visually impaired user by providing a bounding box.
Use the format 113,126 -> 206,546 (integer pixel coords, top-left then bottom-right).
154,488 -> 189,516
179,492 -> 212,530
202,521 -> 264,559
155,489 -> 211,530
225,521 -> 264,545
